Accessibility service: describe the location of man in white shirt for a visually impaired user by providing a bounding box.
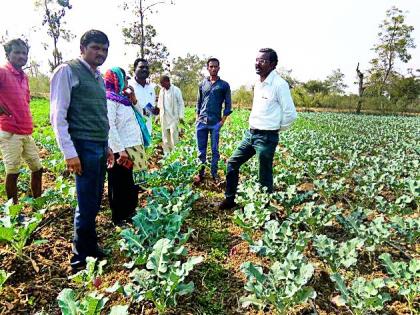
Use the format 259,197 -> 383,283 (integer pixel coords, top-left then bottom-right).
219,48 -> 297,210
157,75 -> 185,154
130,58 -> 159,136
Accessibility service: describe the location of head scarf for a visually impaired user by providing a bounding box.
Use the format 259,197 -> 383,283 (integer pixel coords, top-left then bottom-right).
104,67 -> 132,106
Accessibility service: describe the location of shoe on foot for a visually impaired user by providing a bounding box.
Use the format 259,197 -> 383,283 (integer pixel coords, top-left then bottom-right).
219,198 -> 237,210
70,258 -> 86,274
193,174 -> 203,185
93,247 -> 107,260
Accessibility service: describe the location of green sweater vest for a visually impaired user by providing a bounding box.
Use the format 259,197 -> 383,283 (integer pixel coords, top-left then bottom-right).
66,59 -> 109,142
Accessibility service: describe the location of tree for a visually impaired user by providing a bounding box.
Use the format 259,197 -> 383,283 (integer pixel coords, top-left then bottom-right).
122,0 -> 172,77
388,71 -> 420,106
277,68 -> 300,89
171,54 -> 206,103
325,68 -> 347,94
35,0 -> 74,72
302,80 -> 330,95
368,6 -> 416,97
232,86 -> 253,108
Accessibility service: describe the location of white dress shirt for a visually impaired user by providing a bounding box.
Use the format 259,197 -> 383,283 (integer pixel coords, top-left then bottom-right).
249,70 -> 297,131
130,79 -> 156,135
107,100 -> 143,153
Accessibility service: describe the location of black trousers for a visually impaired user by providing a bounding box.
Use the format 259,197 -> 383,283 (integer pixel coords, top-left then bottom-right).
107,154 -> 138,223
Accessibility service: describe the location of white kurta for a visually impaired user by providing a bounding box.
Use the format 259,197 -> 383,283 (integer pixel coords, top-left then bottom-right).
130,79 -> 156,135
158,85 -> 184,128
157,85 -> 185,153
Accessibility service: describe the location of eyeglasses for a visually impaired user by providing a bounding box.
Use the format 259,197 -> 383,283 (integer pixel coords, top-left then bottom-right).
256,58 -> 271,65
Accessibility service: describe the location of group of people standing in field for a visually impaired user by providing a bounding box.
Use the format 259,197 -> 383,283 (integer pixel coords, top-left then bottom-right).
0,29 -> 297,272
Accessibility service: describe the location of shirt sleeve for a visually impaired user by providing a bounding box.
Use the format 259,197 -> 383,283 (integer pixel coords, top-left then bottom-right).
196,84 -> 202,113
223,82 -> 232,117
107,100 -> 125,153
176,87 -> 185,119
50,64 -> 78,159
278,81 -> 297,130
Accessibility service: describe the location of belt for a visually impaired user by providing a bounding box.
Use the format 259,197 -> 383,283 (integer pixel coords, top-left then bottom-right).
249,128 -> 279,135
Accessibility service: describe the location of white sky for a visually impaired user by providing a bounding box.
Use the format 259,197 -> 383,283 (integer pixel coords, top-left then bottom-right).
0,0 -> 419,93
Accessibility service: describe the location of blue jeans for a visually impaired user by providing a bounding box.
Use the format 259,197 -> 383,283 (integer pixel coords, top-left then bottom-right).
225,130 -> 279,199
196,121 -> 222,177
72,139 -> 107,263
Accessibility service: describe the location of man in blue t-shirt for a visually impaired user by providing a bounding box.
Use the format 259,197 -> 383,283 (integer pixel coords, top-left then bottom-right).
195,57 -> 232,183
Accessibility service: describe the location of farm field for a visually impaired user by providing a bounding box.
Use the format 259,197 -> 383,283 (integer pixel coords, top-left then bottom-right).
0,98 -> 419,315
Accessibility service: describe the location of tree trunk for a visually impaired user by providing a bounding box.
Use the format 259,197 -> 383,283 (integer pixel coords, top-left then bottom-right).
356,63 -> 364,114
139,0 -> 145,58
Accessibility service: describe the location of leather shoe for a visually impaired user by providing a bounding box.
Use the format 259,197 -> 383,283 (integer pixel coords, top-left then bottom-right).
219,198 -> 237,210
93,247 -> 107,259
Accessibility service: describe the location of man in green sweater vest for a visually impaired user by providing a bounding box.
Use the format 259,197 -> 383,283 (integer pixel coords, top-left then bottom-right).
50,30 -> 114,272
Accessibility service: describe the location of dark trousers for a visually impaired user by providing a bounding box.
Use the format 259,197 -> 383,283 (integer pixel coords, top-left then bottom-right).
72,139 -> 107,262
225,130 -> 279,200
196,121 -> 222,177
107,153 -> 138,224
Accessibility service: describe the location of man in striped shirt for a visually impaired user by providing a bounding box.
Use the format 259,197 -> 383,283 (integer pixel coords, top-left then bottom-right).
0,39 -> 43,204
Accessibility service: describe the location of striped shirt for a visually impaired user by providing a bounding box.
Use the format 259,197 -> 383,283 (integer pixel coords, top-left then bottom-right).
0,62 -> 32,135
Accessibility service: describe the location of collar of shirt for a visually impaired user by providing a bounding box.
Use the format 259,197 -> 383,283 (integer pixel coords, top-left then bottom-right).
132,79 -> 153,89
5,62 -> 26,79
77,57 -> 101,80
256,70 -> 276,88
206,76 -> 220,83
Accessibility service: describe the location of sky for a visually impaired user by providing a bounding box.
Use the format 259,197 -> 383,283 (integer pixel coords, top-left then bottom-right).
0,0 -> 419,93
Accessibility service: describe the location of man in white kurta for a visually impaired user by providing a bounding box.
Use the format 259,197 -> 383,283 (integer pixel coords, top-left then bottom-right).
130,58 -> 158,136
157,76 -> 185,154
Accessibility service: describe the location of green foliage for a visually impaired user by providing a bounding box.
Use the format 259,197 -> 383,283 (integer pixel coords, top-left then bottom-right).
0,269 -> 13,291
390,216 -> 420,244
121,0 -> 172,79
232,180 -> 276,231
0,199 -> 45,256
232,85 -> 253,108
325,68 -> 347,95
115,238 -> 202,314
330,273 -> 391,315
69,257 -> 106,291
339,215 -> 392,252
287,202 -> 342,233
171,53 -> 206,103
368,6 -> 416,97
313,235 -> 363,272
57,288 -> 109,315
119,187 -> 198,267
302,80 -> 330,95
240,251 -> 316,314
35,0 -> 74,71
244,220 -> 311,259
379,253 -> 420,313
29,74 -> 50,96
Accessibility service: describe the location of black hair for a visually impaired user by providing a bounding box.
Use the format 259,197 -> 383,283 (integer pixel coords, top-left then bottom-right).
160,75 -> 170,82
207,57 -> 219,66
134,58 -> 148,69
258,48 -> 278,67
3,38 -> 29,56
80,30 -> 109,47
